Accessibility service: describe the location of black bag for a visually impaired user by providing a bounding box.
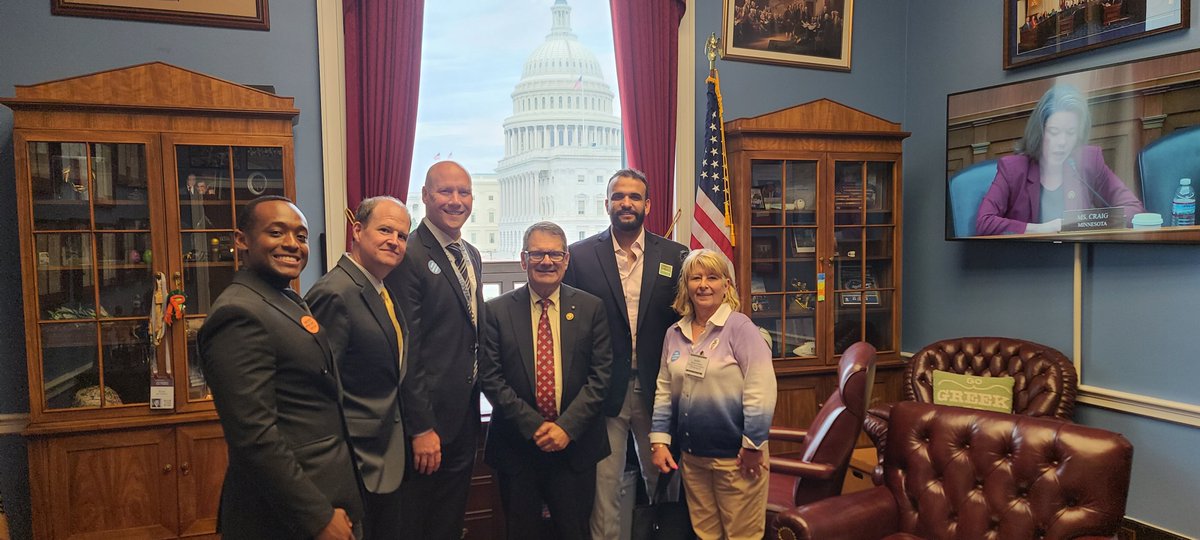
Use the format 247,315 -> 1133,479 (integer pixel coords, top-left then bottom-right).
631,470 -> 695,540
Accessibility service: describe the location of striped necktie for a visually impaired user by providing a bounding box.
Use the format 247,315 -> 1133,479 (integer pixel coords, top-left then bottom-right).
446,240 -> 478,383
446,241 -> 475,326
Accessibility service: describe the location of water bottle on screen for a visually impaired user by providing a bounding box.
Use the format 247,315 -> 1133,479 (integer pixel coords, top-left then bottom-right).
1172,178 -> 1196,227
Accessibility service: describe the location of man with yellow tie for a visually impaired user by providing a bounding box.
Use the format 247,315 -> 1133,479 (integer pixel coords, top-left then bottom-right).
307,196 -> 411,540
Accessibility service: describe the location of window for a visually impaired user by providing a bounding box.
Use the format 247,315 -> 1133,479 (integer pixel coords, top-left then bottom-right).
413,0 -> 621,261
579,231 -> 586,241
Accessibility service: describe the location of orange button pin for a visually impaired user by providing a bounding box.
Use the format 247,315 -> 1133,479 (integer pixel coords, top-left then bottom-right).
301,315 -> 320,334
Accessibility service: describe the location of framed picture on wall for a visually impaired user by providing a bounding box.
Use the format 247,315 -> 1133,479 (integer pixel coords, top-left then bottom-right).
722,0 -> 854,71
52,0 -> 270,31
1003,0 -> 1189,69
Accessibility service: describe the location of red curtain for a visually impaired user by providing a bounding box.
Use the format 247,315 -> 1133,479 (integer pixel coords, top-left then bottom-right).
609,0 -> 687,236
344,0 -> 424,208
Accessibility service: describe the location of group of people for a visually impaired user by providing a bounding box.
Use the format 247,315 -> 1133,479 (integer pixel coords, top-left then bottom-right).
199,162 -> 778,540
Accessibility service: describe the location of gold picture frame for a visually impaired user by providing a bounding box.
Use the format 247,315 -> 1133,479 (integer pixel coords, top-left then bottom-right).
722,0 -> 853,71
1003,0 -> 1189,69
52,0 -> 270,31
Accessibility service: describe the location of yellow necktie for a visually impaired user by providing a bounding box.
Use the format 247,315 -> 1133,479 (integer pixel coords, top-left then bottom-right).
380,287 -> 404,369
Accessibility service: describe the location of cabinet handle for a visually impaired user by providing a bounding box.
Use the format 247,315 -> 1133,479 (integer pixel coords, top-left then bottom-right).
180,462 -> 191,476
163,464 -> 173,474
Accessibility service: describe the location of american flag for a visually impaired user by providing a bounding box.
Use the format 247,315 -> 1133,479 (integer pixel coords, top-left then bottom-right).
690,72 -> 735,276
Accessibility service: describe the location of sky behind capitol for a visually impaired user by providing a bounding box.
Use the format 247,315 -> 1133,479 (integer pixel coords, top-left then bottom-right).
409,0 -> 620,199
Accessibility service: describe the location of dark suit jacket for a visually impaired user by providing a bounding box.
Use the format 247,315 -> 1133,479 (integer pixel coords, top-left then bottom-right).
199,270 -> 363,539
307,255 -> 409,495
384,222 -> 484,443
563,229 -> 688,415
479,284 -> 613,473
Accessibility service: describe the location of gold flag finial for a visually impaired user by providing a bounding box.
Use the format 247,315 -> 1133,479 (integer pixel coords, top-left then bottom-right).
705,33 -> 720,71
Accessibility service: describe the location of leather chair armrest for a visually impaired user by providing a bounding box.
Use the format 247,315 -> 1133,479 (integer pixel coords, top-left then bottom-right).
774,485 -> 899,540
768,456 -> 836,480
863,402 -> 895,485
769,427 -> 809,443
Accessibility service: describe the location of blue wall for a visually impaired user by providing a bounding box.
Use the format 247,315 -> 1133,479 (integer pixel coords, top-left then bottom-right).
698,0 -> 1200,535
0,3 -> 324,537
901,1 -> 1200,536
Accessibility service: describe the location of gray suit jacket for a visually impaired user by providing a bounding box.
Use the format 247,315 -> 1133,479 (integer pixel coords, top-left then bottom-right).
307,255 -> 409,495
563,229 -> 688,415
199,270 -> 363,539
478,284 -> 613,472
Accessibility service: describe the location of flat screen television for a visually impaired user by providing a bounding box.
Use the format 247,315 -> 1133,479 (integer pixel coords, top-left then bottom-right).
945,48 -> 1200,243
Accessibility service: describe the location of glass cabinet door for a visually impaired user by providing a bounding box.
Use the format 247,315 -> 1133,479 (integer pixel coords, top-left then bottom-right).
747,158 -> 820,363
28,141 -> 156,410
172,143 -> 287,402
832,160 -> 896,356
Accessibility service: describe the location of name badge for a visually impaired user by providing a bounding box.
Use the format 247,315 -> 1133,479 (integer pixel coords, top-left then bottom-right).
685,353 -> 708,379
658,262 -> 673,278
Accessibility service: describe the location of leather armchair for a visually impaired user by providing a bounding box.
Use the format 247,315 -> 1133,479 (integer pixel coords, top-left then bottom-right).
765,342 -> 877,538
863,337 -> 1077,481
776,402 -> 1133,540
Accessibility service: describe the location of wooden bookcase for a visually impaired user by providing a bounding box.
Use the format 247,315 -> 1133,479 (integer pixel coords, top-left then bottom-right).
724,99 -> 910,449
2,62 -> 298,539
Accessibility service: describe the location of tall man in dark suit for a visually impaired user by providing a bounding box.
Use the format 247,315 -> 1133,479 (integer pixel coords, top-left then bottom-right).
385,161 -> 484,540
200,196 -> 361,540
479,221 -> 613,540
307,196 -> 411,539
562,169 -> 689,539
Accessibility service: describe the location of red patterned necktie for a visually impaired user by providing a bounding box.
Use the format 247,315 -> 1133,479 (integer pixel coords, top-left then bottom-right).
535,297 -> 558,421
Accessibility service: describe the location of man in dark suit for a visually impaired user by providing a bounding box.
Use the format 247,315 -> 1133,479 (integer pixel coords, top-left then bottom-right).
385,161 -> 484,540
562,168 -> 689,539
199,196 -> 361,540
307,196 -> 411,539
479,221 -> 613,540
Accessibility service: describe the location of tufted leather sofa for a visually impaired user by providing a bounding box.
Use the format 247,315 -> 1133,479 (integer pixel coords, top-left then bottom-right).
775,401 -> 1133,540
863,337 -> 1078,481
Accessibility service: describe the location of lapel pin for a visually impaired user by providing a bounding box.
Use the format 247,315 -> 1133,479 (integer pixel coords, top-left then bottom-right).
301,315 -> 320,334
427,260 -> 442,274
566,311 -> 575,321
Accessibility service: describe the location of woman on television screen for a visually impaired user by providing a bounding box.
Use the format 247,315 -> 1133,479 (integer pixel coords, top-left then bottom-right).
975,84 -> 1145,235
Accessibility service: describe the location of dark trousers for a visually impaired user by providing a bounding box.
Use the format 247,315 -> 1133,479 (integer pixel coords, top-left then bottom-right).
397,413 -> 481,540
362,487 -> 403,540
496,453 -> 596,540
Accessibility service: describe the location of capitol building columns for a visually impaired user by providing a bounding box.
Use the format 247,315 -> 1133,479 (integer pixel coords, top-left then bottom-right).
493,0 -> 622,259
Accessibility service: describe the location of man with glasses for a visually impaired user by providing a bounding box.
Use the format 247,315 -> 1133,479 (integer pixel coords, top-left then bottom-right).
385,161 -> 483,540
563,169 -> 688,539
479,221 -> 613,540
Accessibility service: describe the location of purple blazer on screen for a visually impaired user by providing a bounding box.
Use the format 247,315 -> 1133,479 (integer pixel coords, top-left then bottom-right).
976,145 -> 1145,235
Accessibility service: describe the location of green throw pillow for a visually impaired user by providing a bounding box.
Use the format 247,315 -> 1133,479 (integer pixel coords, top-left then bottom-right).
931,371 -> 1015,413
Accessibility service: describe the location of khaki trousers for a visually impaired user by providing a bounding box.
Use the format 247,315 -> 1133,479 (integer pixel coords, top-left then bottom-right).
679,448 -> 769,540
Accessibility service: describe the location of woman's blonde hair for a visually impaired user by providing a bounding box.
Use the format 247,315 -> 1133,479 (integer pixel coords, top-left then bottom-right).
671,249 -> 740,318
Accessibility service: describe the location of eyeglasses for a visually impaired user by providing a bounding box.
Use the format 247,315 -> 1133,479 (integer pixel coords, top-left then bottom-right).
523,250 -> 567,263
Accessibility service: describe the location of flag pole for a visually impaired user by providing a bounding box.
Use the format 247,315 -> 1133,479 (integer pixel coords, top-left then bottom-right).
706,33 -> 735,247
